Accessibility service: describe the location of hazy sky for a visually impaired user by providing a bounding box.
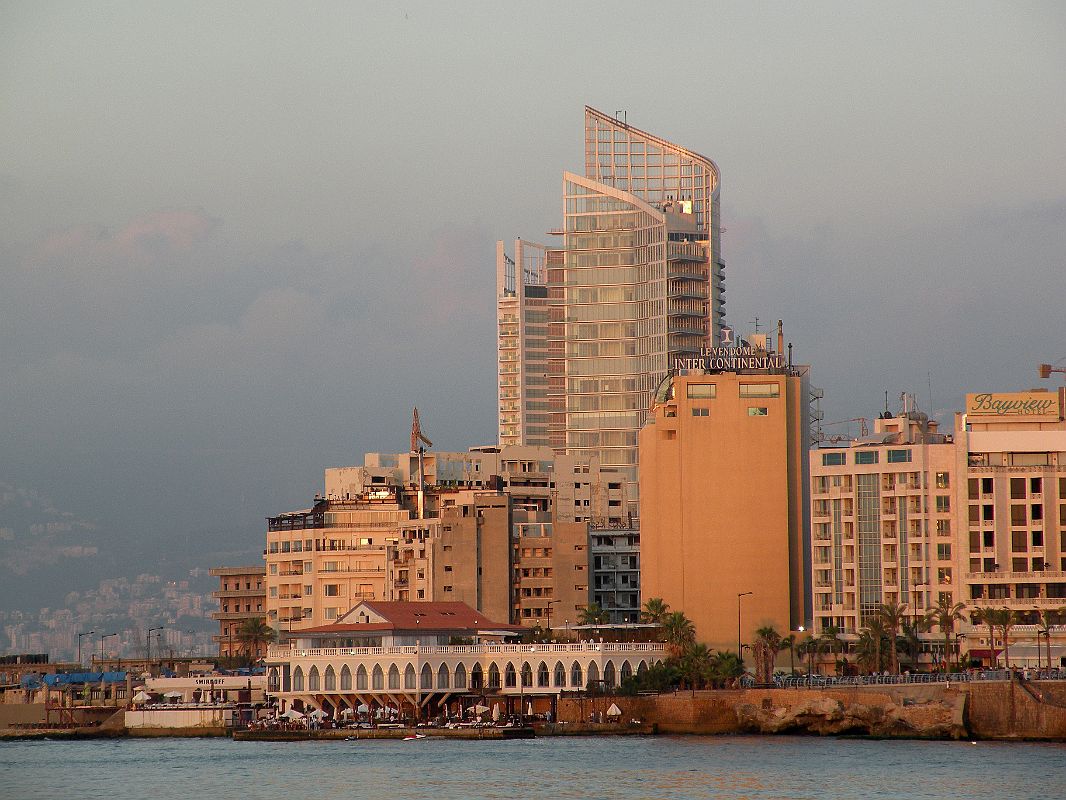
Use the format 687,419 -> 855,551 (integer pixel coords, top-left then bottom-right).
2,2 -> 1064,575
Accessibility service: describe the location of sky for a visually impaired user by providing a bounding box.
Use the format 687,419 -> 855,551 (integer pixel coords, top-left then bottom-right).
1,1 -> 1065,590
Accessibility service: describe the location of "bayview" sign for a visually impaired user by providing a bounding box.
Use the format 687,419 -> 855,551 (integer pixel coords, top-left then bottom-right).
966,392 -> 1061,420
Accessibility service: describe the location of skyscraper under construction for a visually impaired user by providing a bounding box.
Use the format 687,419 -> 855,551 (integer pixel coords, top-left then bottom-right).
498,107 -> 724,513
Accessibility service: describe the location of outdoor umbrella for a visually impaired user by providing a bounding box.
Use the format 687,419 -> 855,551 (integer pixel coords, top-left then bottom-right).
491,703 -> 500,722
526,702 -> 533,716
309,709 -> 328,719
163,691 -> 183,700
356,703 -> 369,713
281,709 -> 304,720
474,704 -> 489,715
606,703 -> 622,717
132,691 -> 150,703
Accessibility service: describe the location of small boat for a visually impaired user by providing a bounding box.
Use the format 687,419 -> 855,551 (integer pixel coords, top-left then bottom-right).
403,733 -> 427,740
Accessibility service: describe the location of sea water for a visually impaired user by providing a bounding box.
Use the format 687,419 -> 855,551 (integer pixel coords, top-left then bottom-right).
1,734 -> 1063,800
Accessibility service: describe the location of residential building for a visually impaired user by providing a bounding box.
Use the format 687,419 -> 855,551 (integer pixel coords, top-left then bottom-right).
808,402 -> 956,638
639,339 -> 809,652
956,388 -> 1066,666
497,238 -> 550,447
501,108 -> 724,514
589,524 -> 641,624
266,599 -> 667,720
209,566 -> 267,659
266,445 -> 631,633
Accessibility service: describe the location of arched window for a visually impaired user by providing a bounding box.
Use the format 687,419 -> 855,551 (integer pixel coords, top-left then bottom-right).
420,664 -> 433,690
340,665 -> 352,691
521,662 -> 533,687
268,668 -> 280,692
455,663 -> 468,689
587,662 -> 599,688
637,660 -> 648,677
355,665 -> 367,690
308,666 -> 320,691
620,660 -> 632,683
570,661 -> 583,687
471,663 -> 484,689
292,666 -> 304,692
386,664 -> 397,690
404,664 -> 417,690
487,663 -> 500,688
504,662 -> 517,688
324,665 -> 336,691
537,662 -> 550,687
437,663 -> 450,689
554,662 -> 566,687
603,661 -> 616,689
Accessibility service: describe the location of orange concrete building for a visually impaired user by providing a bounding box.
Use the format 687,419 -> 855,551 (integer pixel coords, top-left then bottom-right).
639,340 -> 809,653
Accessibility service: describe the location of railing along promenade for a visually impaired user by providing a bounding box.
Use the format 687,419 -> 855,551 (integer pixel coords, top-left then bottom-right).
269,642 -> 666,660
758,668 -> 1066,689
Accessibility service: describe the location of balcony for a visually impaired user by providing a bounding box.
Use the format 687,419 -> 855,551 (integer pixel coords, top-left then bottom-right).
212,588 -> 264,599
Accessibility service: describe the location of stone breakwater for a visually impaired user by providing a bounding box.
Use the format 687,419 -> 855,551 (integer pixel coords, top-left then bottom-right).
556,679 -> 1066,740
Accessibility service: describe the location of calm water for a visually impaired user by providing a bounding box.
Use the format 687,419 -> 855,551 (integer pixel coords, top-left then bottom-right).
1,735 -> 1063,800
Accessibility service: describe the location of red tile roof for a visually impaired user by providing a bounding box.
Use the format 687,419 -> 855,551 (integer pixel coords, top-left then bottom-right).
297,601 -> 523,635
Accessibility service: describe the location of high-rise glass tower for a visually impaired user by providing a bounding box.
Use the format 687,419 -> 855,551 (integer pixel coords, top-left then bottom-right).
499,108 -> 723,514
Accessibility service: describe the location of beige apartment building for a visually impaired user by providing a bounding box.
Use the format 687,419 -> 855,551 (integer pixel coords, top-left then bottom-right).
956,388 -> 1066,664
209,565 -> 266,658
265,445 -> 630,634
639,342 -> 809,653
809,404 -> 956,637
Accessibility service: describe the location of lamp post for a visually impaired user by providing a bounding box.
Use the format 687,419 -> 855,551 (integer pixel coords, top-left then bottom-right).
737,592 -> 753,657
955,633 -> 966,672
146,626 -> 163,675
546,600 -> 560,639
77,630 -> 95,667
911,582 -> 926,670
99,632 -> 118,666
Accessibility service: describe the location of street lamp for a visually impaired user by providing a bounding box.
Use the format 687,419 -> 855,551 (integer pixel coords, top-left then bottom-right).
911,582 -> 927,669
146,627 -> 163,675
737,592 -> 753,657
99,632 -> 119,666
545,600 -> 560,639
77,630 -> 95,667
955,633 -> 966,671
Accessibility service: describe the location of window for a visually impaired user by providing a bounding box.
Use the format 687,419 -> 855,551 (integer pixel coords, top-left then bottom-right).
822,452 -> 846,467
324,584 -> 339,596
937,543 -> 951,560
269,587 -> 278,598
937,519 -> 951,536
887,449 -> 911,463
1011,478 -> 1026,499
740,383 -> 779,398
1012,530 -> 1027,552
1032,530 -> 1044,547
855,451 -> 878,465
304,585 -> 312,596
691,407 -> 709,417
269,564 -> 277,575
936,496 -> 950,513
747,407 -> 768,416
686,383 -> 716,399
936,472 -> 950,489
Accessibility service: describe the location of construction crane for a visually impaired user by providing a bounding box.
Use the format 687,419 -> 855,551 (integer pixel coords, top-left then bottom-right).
411,407 -> 432,453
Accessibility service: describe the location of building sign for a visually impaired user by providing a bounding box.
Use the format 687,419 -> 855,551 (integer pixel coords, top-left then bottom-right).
674,346 -> 785,373
966,392 -> 1061,421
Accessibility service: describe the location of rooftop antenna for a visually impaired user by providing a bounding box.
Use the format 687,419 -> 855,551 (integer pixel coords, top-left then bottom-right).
615,109 -> 627,125
411,407 -> 433,519
927,371 -> 934,421
749,316 -> 761,334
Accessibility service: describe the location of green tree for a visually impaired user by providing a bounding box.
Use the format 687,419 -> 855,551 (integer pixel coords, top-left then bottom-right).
988,608 -> 1017,669
1035,608 -> 1064,670
816,625 -> 842,675
875,601 -> 908,674
236,617 -> 276,663
709,650 -> 745,687
640,597 -> 670,625
677,643 -> 713,689
973,607 -> 999,668
856,616 -> 887,674
662,611 -> 696,654
752,626 -> 784,684
578,603 -> 610,626
925,597 -> 966,671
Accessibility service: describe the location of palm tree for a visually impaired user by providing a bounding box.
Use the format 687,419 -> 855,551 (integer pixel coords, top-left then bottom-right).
783,634 -> 797,675
677,642 -> 713,689
925,597 -> 966,672
640,597 -> 670,625
816,625 -> 841,675
662,611 -> 696,654
875,601 -> 908,674
973,607 -> 999,667
1036,609 -> 1063,670
752,626 -> 784,685
709,650 -> 745,687
578,603 -> 609,626
236,617 -> 276,662
857,617 -> 887,674
990,608 -> 1017,669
